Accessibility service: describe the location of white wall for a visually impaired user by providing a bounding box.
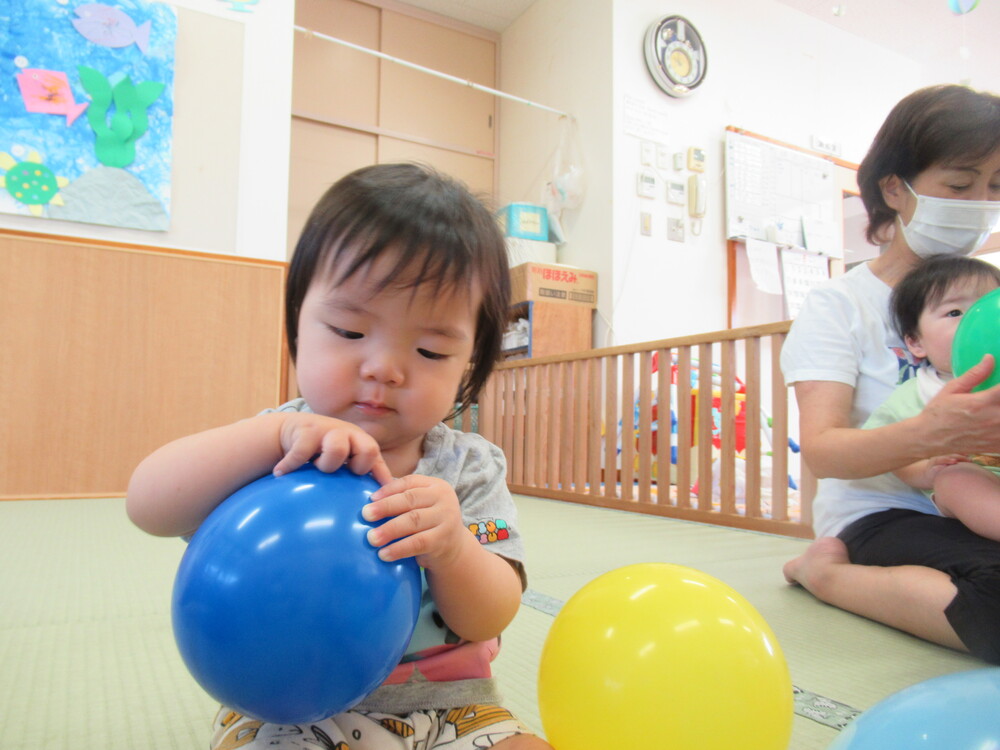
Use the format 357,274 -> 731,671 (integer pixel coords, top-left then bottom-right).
502,0 -> 978,347
0,0 -> 293,262
609,0 -> 924,345
497,0 -> 615,344
221,0 -> 294,262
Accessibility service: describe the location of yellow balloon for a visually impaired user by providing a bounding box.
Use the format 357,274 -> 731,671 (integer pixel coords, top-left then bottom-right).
538,564 -> 792,750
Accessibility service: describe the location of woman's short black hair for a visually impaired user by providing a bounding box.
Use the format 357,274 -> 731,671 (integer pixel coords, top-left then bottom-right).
285,163 -> 510,415
857,85 -> 1000,245
891,255 -> 1000,342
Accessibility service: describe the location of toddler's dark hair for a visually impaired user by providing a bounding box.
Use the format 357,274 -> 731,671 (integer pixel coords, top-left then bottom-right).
891,255 -> 1000,342
286,163 -> 510,416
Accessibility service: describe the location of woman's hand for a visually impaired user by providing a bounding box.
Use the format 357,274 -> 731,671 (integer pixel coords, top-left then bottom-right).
274,412 -> 392,484
796,355 -> 1000,480
919,355 -> 1000,456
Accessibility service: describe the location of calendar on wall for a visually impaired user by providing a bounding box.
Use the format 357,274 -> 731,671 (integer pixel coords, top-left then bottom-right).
780,247 -> 830,319
725,126 -> 856,327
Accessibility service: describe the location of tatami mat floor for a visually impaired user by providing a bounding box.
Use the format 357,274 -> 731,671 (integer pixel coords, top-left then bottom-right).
0,495 -> 984,749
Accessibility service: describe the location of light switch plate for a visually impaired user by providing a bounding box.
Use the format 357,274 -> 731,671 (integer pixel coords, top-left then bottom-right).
668,217 -> 685,242
640,140 -> 655,166
656,144 -> 671,170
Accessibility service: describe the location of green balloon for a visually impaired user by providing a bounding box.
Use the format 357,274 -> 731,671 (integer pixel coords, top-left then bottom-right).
953,287 -> 1000,391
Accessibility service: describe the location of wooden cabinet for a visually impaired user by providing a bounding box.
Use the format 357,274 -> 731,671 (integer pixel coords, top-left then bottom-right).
502,301 -> 593,360
289,0 -> 499,257
379,10 -> 496,155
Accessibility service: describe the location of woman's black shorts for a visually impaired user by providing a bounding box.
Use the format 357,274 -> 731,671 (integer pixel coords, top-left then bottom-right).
839,508 -> 1000,664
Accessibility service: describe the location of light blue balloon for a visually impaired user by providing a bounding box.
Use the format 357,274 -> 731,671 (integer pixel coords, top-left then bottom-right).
948,0 -> 980,14
172,463 -> 421,725
829,668 -> 1000,749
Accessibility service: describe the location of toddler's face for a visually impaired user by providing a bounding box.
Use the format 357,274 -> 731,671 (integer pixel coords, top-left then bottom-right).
906,276 -> 999,375
294,251 -> 480,471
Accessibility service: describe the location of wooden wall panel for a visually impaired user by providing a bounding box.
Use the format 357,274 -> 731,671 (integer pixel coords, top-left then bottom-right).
0,232 -> 286,499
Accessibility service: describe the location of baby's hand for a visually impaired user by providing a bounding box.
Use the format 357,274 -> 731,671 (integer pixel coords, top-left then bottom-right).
362,475 -> 471,568
273,412 -> 392,484
925,454 -> 970,484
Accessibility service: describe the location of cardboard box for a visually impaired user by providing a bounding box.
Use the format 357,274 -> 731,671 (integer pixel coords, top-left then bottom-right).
498,203 -> 549,241
510,262 -> 598,308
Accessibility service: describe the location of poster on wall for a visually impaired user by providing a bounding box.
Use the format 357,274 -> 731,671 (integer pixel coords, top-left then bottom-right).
0,1 -> 176,231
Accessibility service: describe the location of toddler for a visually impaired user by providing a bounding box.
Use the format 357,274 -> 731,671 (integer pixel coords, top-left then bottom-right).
127,163 -> 553,750
865,254 -> 1000,542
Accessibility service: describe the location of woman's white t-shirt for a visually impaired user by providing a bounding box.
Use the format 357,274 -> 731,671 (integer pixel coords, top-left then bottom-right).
780,262 -> 939,537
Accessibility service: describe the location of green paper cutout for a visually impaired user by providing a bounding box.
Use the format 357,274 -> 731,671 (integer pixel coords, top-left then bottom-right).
5,160 -> 60,206
78,65 -> 165,168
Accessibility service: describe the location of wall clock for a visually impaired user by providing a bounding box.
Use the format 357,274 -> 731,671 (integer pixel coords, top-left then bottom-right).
643,15 -> 707,98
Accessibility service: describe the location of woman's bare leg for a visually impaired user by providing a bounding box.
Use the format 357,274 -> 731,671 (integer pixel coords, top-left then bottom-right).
784,537 -> 967,651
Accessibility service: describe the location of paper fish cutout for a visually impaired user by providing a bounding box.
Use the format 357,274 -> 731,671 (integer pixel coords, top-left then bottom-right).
72,4 -> 151,55
15,69 -> 89,126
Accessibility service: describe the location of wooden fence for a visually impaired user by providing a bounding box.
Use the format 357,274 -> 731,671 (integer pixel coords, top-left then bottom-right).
479,321 -> 816,538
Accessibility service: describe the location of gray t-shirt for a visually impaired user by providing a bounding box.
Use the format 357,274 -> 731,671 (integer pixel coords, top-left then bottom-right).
263,399 -> 526,713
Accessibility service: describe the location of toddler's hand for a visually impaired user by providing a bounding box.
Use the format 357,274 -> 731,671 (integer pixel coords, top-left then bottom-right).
273,412 -> 392,484
925,454 -> 970,484
362,475 -> 472,568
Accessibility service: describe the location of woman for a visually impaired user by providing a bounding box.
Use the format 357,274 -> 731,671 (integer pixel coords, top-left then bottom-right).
781,84 -> 1000,663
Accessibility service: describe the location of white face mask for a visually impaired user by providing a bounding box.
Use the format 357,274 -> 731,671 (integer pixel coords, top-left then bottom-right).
898,181 -> 1000,258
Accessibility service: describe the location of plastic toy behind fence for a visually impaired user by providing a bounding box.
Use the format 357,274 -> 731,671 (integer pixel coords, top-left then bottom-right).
610,352 -> 798,499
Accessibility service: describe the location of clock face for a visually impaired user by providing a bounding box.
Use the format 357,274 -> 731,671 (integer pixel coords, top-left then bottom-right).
643,15 -> 707,97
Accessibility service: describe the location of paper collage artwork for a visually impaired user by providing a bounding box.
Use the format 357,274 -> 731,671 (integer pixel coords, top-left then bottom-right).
0,1 -> 176,231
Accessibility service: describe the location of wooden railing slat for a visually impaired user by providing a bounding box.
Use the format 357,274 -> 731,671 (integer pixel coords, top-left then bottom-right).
720,340 -> 736,515
770,332 -> 790,521
588,358 -> 602,495
745,337 -> 762,518
604,356 -> 618,499
696,343 -> 713,511
525,366 -> 538,486
573,360 -> 588,492
676,348 -> 693,509
655,348 -> 671,506
638,351 -> 653,503
620,355 -> 635,501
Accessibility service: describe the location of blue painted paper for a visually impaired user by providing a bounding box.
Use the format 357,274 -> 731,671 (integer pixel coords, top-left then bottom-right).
0,1 -> 176,230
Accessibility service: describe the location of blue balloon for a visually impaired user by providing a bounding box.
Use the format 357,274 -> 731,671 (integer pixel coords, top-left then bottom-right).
948,0 -> 979,14
829,668 -> 1000,749
172,464 -> 421,724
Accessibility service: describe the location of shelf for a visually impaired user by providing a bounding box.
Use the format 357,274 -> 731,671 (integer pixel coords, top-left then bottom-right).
501,300 -> 592,360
